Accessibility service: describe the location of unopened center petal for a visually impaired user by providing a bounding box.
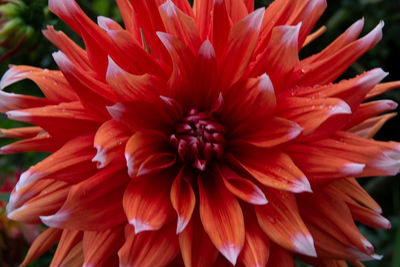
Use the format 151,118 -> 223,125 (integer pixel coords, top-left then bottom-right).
170,108 -> 226,171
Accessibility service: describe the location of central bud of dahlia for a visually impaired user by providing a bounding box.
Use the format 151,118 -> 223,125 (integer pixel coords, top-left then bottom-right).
170,108 -> 226,171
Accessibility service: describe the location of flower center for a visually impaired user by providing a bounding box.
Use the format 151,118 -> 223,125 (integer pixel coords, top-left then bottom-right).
170,108 -> 226,171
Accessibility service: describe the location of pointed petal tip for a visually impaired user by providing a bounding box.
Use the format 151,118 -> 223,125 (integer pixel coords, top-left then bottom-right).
219,243 -> 242,265
372,254 -> 383,260
291,232 -> 317,257
40,211 -> 70,227
245,7 -> 265,31
176,216 -> 189,234
198,40 -> 216,59
356,68 -> 388,88
6,110 -> 31,121
106,56 -> 126,80
341,163 -> 365,175
377,216 -> 392,229
0,67 -> 20,90
15,169 -> 41,191
130,218 -> 155,234
92,146 -> 106,169
361,238 -> 374,254
329,100 -> 352,115
292,176 -> 312,193
250,195 -> 269,205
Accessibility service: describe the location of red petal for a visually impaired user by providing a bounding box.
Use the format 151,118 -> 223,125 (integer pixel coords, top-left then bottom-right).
188,40 -> 219,110
348,202 -> 391,229
50,230 -> 83,266
299,191 -> 377,258
198,170 -> 245,265
118,224 -> 179,267
42,26 -> 91,74
212,0 -> 232,57
115,0 -> 137,36
221,74 -> 277,126
21,228 -> 62,267
277,97 -> 351,136
349,113 -> 397,138
302,26 -> 327,47
328,178 -> 382,213
93,120 -> 130,169
193,0 -> 213,40
124,0 -> 169,61
217,165 -> 268,205
157,32 -> 195,98
0,90 -> 49,113
224,0 -> 249,23
1,65 -> 78,103
345,99 -> 397,131
0,126 -> 43,139
366,80 -> 400,99
240,209 -> 270,267
107,99 -> 179,133
170,168 -> 196,233
40,166 -> 129,230
49,0 -> 112,77
125,130 -> 175,177
0,132 -> 63,154
292,21 -> 384,86
231,117 -> 302,148
6,102 -> 101,138
83,226 -> 125,266
53,51 -> 116,117
256,189 -> 317,257
159,0 -> 201,53
249,24 -> 300,92
289,131 -> 400,178
287,0 -> 326,47
219,8 -> 264,89
266,244 -> 296,267
179,212 -> 219,267
15,134 -> 96,190
123,171 -> 175,234
7,181 -> 69,224
243,0 -> 254,13
103,27 -> 167,77
106,57 -> 167,102
6,179 -> 60,214
288,69 -> 387,105
228,150 -> 311,193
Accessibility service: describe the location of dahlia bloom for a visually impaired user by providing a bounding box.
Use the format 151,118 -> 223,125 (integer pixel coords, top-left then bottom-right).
1,0 -> 400,266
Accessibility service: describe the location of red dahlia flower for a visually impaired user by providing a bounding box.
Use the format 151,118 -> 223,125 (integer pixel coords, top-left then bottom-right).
1,0 -> 400,266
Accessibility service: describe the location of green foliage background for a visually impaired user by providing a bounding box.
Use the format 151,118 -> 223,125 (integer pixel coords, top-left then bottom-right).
0,0 -> 399,266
